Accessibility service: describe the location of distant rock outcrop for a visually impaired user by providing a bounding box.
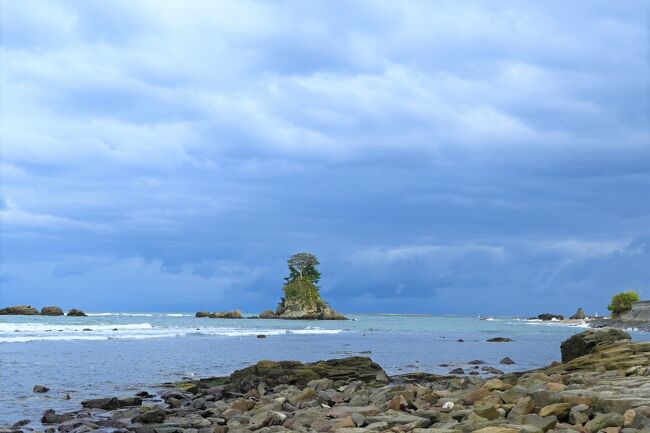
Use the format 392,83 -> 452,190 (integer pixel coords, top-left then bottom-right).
0,305 -> 39,315
67,309 -> 87,317
40,306 -> 64,316
537,313 -> 565,321
208,310 -> 243,319
569,307 -> 586,320
261,253 -> 346,320
195,311 -> 209,318
258,310 -> 277,319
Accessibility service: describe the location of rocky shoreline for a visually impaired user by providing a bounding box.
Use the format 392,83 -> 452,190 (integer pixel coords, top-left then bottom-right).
3,329 -> 650,433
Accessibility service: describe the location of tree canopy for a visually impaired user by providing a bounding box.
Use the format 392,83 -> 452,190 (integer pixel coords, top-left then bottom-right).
607,291 -> 640,316
285,252 -> 321,285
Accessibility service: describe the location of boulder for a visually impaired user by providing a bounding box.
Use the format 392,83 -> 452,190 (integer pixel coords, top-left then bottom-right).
560,329 -> 631,362
40,306 -> 64,316
195,311 -> 209,318
584,413 -> 624,433
33,385 -> 49,393
500,357 -> 515,365
0,305 -> 39,315
487,337 -> 514,343
228,356 -> 388,391
569,308 -> 586,320
537,313 -> 565,321
259,310 -> 277,319
208,310 -> 243,319
81,397 -> 120,410
67,309 -> 87,317
133,407 -> 166,424
41,410 -> 73,424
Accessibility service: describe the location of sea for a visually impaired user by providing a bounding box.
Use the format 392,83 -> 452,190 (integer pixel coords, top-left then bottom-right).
1,313 -> 649,425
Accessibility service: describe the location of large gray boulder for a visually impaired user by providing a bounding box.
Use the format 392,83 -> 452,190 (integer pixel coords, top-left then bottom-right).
560,329 -> 631,362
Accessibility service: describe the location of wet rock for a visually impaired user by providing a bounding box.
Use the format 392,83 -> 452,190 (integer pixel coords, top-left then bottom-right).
81,397 -> 120,410
33,385 -> 50,393
487,337 -> 514,343
40,306 -> 64,316
468,360 -> 486,365
12,420 -> 31,428
560,328 -> 631,362
195,311 -> 209,318
482,366 -> 504,375
256,334 -> 267,339
449,368 -> 465,375
500,357 -> 515,365
67,309 -> 87,317
41,409 -> 74,424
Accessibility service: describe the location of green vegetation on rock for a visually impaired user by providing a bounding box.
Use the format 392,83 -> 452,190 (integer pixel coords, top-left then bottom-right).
608,291 -> 640,317
270,253 -> 346,320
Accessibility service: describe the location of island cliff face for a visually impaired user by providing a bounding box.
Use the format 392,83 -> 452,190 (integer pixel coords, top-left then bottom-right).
262,253 -> 347,320
274,279 -> 346,320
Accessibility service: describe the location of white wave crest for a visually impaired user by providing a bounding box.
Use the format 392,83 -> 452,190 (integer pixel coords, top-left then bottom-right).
0,323 -> 153,332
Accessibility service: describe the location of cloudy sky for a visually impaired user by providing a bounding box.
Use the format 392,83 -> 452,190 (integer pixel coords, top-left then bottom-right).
0,1 -> 648,315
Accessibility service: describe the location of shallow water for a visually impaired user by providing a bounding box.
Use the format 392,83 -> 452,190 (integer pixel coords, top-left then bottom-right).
1,313 -> 648,425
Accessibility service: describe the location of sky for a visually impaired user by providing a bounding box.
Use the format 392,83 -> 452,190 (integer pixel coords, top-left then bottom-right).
0,0 -> 648,316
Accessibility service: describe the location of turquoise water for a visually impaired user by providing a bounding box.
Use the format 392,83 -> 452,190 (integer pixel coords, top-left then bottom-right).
1,313 -> 648,425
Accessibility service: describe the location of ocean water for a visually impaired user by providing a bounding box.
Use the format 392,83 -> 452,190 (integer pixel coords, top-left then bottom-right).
1,313 -> 649,425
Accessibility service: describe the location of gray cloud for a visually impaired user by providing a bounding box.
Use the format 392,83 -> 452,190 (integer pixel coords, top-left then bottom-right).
0,0 -> 647,314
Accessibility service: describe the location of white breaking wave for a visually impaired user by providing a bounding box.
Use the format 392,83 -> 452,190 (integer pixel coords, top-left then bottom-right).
85,313 -> 193,317
0,322 -> 344,343
0,323 -> 153,332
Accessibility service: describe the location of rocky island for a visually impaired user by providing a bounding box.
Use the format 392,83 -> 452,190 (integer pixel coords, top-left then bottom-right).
11,328 -> 650,433
0,305 -> 87,316
259,253 -> 346,320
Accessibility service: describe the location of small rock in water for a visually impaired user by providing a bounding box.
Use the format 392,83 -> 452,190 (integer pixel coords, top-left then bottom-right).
481,366 -> 504,375
136,391 -> 153,398
12,419 -> 30,428
82,328 -> 92,331
468,359 -> 486,365
449,367 -> 465,375
257,334 -> 267,338
63,394 -> 71,400
33,385 -> 49,393
458,338 -> 464,342
500,356 -> 515,364
487,337 -> 514,342
112,328 -> 118,331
